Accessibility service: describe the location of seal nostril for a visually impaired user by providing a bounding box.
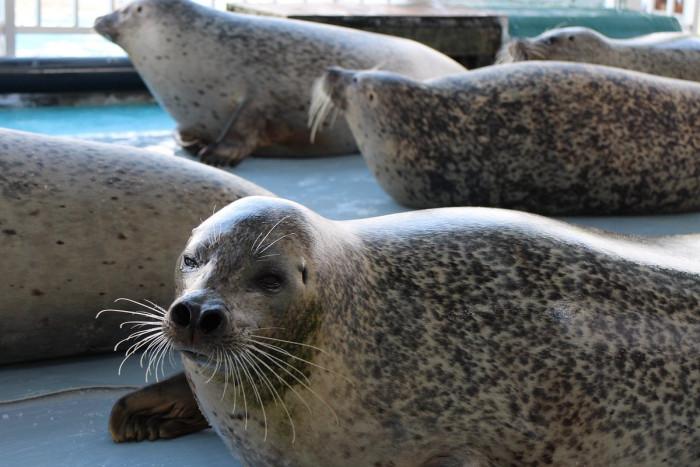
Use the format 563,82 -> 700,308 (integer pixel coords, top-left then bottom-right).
199,308 -> 225,334
170,303 -> 192,328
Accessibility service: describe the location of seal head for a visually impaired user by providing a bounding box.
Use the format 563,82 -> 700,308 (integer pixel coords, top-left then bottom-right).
94,0 -> 157,43
166,197 -> 322,371
497,27 -> 609,64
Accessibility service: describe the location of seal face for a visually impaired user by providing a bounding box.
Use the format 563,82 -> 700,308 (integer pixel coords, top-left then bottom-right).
0,128 -> 270,364
310,61 -> 700,215
93,0 -> 465,166
111,196 -> 700,466
497,26 -> 700,82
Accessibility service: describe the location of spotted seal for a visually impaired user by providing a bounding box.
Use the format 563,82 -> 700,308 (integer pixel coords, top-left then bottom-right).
109,196 -> 700,466
93,0 -> 466,166
310,61 -> 700,215
0,128 -> 270,365
497,27 -> 700,82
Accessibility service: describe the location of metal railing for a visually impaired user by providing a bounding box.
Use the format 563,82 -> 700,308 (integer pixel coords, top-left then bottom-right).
1,0 -> 698,57
1,0 -> 221,56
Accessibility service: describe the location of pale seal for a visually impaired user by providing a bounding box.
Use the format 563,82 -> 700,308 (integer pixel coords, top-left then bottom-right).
0,128 -> 270,365
311,61 -> 700,215
109,196 -> 700,466
93,0 -> 466,166
497,26 -> 700,82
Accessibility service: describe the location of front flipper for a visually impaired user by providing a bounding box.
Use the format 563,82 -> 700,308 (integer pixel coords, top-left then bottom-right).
198,97 -> 261,167
109,372 -> 209,442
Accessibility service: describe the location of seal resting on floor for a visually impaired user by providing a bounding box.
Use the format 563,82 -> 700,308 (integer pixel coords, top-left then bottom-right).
93,0 -> 466,166
310,61 -> 700,215
497,26 -> 700,82
109,196 -> 700,466
0,129 -> 270,364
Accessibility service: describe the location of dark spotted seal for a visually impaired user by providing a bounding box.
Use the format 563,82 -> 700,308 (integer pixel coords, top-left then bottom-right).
497,27 -> 700,82
0,128 -> 270,365
93,0 -> 465,166
109,196 -> 700,466
311,61 -> 700,215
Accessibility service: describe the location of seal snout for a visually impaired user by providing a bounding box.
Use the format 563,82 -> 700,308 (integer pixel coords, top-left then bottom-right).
94,11 -> 120,42
167,292 -> 229,347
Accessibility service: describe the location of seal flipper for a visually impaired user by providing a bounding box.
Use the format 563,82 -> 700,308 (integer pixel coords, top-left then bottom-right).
109,372 -> 209,442
197,97 -> 261,167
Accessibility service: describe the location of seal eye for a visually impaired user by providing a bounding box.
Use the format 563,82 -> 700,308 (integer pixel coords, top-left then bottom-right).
182,255 -> 198,270
136,6 -> 143,13
257,274 -> 283,292
368,93 -> 375,102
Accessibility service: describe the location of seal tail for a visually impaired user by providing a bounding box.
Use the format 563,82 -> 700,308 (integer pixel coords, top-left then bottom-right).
308,75 -> 339,143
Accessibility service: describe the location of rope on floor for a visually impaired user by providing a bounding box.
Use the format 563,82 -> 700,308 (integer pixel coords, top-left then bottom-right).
0,385 -> 141,406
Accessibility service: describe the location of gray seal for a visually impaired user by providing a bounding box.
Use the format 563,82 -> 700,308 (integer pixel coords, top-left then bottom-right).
497,26 -> 700,82
0,129 -> 270,365
93,0 -> 466,166
311,61 -> 700,215
109,196 -> 700,466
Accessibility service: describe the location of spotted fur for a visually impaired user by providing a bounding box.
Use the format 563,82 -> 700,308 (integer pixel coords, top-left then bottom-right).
94,0 -> 465,164
178,196 -> 700,467
0,128 -> 269,364
498,27 -> 700,82
314,62 -> 700,215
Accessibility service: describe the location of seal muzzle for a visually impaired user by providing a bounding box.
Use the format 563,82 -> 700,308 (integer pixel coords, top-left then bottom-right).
94,12 -> 120,43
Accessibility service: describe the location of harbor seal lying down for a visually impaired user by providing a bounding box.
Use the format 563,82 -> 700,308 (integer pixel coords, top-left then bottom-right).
497,26 -> 700,82
311,61 -> 700,215
109,196 -> 700,466
0,129 -> 270,364
94,0 -> 466,166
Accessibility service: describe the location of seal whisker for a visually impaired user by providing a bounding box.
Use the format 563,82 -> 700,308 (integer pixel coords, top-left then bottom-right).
114,327 -> 162,351
255,254 -> 280,261
247,342 -> 339,424
97,308 -> 165,321
118,332 -> 163,375
142,299 -> 168,315
206,348 -> 223,384
253,216 -> 290,256
308,77 -> 335,143
118,320 -> 163,329
237,352 -> 268,440
144,335 -> 169,382
115,298 -> 167,316
246,346 -> 314,420
248,334 -> 328,354
156,340 -> 174,381
232,354 -> 249,429
246,343 -> 313,387
157,341 -> 173,379
249,339 -> 352,388
221,348 -> 230,400
242,349 -> 298,443
255,233 -> 296,257
250,231 -> 265,254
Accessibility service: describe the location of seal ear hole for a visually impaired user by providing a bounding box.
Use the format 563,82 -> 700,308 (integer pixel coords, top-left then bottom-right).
368,93 -> 375,102
352,77 -> 358,84
568,35 -> 574,41
136,6 -> 143,13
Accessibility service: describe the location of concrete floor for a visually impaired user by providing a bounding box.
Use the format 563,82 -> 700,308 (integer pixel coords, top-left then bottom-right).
2,103 -> 700,466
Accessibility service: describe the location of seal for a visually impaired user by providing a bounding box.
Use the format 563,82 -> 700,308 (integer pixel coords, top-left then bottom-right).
108,196 -> 700,466
497,26 -> 700,82
0,128 -> 270,365
310,61 -> 700,215
93,0 -> 466,166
